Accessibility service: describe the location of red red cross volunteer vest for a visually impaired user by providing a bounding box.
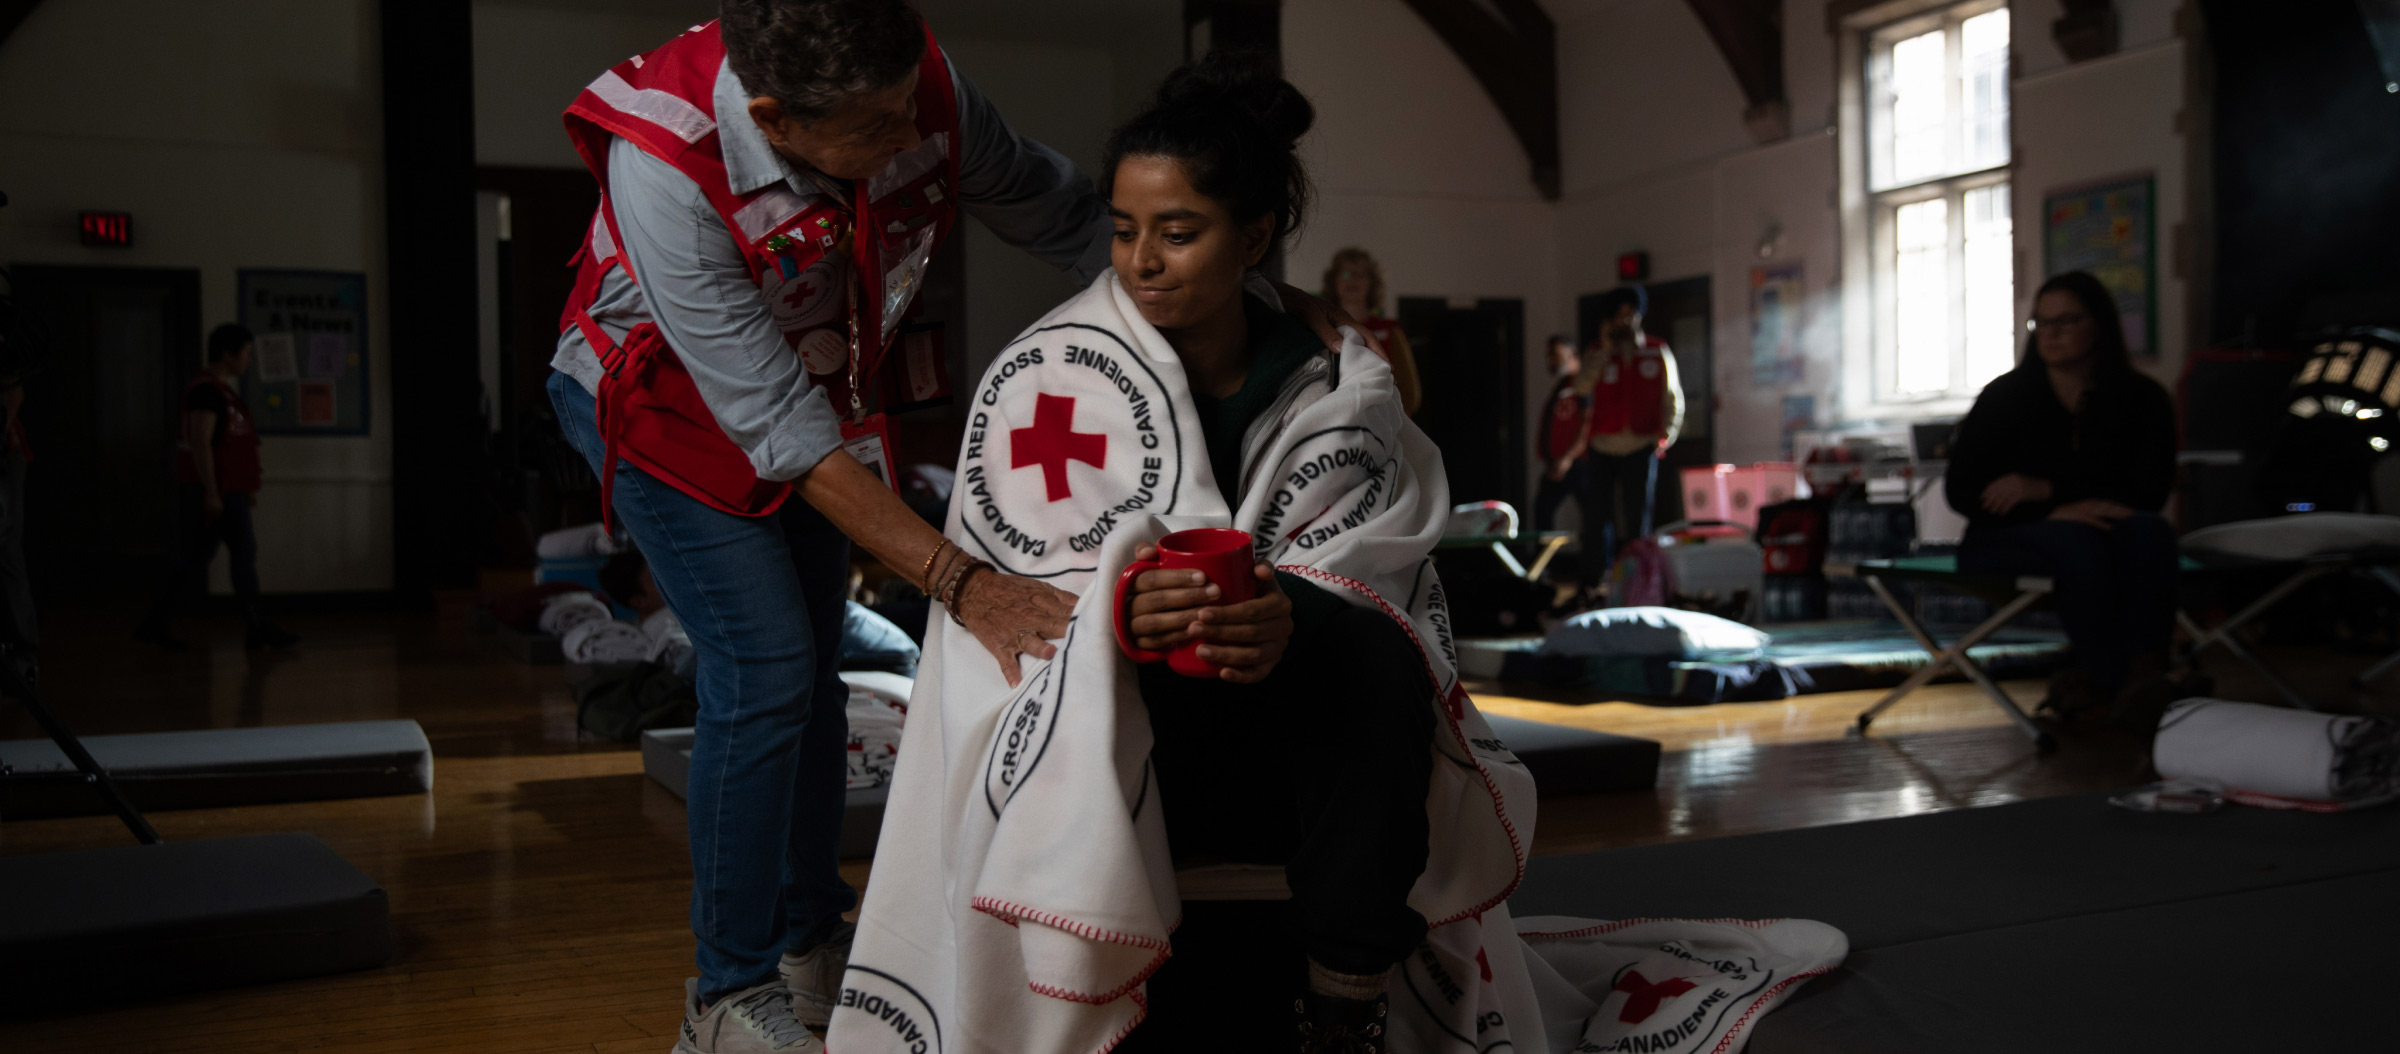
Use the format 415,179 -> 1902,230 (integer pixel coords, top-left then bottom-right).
1538,377 -> 1588,460
176,373 -> 263,494
1588,337 -> 1670,438
560,20 -> 960,523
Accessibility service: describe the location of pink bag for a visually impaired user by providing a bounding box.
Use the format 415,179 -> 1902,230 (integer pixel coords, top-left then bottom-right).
1605,537 -> 1675,608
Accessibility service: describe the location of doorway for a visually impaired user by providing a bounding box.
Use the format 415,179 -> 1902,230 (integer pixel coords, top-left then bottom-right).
7,265 -> 202,602
1579,276 -> 1713,524
1397,296 -> 1527,513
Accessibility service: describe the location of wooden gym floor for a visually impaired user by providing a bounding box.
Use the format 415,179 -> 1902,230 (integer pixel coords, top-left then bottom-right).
1,592 -> 2390,1052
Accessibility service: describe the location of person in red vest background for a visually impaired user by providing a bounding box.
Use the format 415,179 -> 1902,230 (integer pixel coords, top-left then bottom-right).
135,323 -> 298,652
545,4 -> 1355,1050
1532,334 -> 1591,550
1577,286 -> 1685,574
1321,246 -> 1421,415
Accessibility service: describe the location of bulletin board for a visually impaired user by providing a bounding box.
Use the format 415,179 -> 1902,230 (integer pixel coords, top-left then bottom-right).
237,269 -> 370,435
2043,174 -> 2156,359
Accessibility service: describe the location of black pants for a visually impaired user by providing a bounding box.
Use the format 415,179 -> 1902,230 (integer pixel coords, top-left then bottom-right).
1585,447 -> 1659,576
1138,603 -> 1436,976
1532,458 -> 1591,536
1958,512 -> 2179,690
146,486 -> 262,624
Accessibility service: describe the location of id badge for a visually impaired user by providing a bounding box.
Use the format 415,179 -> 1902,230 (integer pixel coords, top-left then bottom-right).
840,413 -> 900,494
877,225 -> 938,347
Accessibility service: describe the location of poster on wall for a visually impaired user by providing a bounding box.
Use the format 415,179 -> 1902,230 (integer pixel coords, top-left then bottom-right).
1750,263 -> 1805,385
238,269 -> 370,435
1781,395 -> 1816,460
2043,174 -> 2155,358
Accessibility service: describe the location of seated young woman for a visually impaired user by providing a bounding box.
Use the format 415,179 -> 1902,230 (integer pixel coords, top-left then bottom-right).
1945,270 -> 2192,726
1106,61 -> 1438,1048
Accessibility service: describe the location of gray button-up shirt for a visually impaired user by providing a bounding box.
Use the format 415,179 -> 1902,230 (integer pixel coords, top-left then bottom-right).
554,56 -> 1113,481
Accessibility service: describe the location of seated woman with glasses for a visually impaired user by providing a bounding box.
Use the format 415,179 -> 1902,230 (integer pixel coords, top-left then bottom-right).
1945,270 -> 2192,728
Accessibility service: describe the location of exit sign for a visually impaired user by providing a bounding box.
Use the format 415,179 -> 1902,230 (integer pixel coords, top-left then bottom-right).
79,211 -> 133,247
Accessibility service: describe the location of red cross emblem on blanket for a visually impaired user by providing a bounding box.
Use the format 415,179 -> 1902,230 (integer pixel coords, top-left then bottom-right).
1613,970 -> 1698,1024
1010,393 -> 1106,502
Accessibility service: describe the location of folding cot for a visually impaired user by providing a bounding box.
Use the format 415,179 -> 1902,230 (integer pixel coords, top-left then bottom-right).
1846,555 -> 2058,750
2175,511 -> 2400,709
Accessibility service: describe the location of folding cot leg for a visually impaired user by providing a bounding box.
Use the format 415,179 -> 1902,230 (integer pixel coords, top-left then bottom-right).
1524,535 -> 1571,583
2354,567 -> 2400,687
1486,541 -> 1529,579
2177,563 -> 2335,710
0,655 -> 162,845
1854,577 -> 2053,751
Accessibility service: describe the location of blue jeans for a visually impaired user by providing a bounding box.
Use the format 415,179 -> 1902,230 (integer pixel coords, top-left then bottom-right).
1959,511 -> 2179,690
549,372 -> 852,1002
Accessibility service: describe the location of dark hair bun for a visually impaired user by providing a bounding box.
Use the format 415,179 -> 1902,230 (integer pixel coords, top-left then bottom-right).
1151,54 -> 1315,148
1104,51 -> 1315,243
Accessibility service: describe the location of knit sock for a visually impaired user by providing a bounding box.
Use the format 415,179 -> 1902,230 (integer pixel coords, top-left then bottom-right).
1306,959 -> 1389,1001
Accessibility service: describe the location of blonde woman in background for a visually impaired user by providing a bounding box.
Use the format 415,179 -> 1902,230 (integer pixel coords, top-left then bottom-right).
1321,247 -> 1423,415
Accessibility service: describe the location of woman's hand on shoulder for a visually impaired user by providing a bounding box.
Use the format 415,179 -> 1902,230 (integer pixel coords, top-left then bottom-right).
958,571 -> 1079,687
1189,564 -> 1294,685
1981,473 -> 2053,515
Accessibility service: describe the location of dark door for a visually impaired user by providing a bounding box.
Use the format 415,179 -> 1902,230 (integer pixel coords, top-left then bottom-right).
1579,277 -> 1712,524
1398,296 -> 1526,513
7,265 -> 201,601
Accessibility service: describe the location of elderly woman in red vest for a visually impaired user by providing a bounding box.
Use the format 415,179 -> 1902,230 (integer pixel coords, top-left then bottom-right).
544,4 -> 1354,1050
135,323 -> 297,652
1577,286 -> 1685,576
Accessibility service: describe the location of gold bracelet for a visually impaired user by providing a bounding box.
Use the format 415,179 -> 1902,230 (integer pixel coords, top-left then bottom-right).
918,539 -> 949,592
931,546 -> 966,599
945,562 -> 988,626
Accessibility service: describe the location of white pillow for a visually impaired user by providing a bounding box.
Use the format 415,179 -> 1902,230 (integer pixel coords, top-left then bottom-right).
2182,512 -> 2400,561
1539,606 -> 1769,659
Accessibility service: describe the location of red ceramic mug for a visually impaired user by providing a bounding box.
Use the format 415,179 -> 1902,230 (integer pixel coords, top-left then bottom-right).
1113,527 -> 1258,678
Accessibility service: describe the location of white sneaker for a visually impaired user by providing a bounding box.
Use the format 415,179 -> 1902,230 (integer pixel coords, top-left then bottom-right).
779,922 -> 856,1028
673,977 -> 824,1054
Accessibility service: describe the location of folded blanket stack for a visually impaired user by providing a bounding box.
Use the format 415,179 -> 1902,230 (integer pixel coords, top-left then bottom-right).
535,522 -> 622,560
845,682 -> 908,790
2154,698 -> 2400,810
538,592 -> 613,638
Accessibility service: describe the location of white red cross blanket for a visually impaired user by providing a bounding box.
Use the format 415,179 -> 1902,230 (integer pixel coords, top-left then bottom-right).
827,272 -> 1842,1053
1508,917 -> 1848,1054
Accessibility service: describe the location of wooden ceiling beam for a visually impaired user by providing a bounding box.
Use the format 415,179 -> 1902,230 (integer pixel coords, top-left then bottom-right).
0,0 -> 45,55
1401,0 -> 1560,200
1686,0 -> 1789,141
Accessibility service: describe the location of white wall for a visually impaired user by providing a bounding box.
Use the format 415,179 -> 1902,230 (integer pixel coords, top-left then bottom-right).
1284,0 -> 1564,499
0,0 -> 394,592
2011,34 -> 2189,387
1553,0 -> 1847,466
940,37 -> 1124,378
1547,0 -> 2194,464
473,1 -> 711,170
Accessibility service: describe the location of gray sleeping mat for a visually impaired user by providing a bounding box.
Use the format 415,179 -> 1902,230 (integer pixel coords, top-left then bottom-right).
1511,790 -> 2400,1050
0,720 -> 433,818
1481,713 -> 1660,795
0,833 -> 393,1013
